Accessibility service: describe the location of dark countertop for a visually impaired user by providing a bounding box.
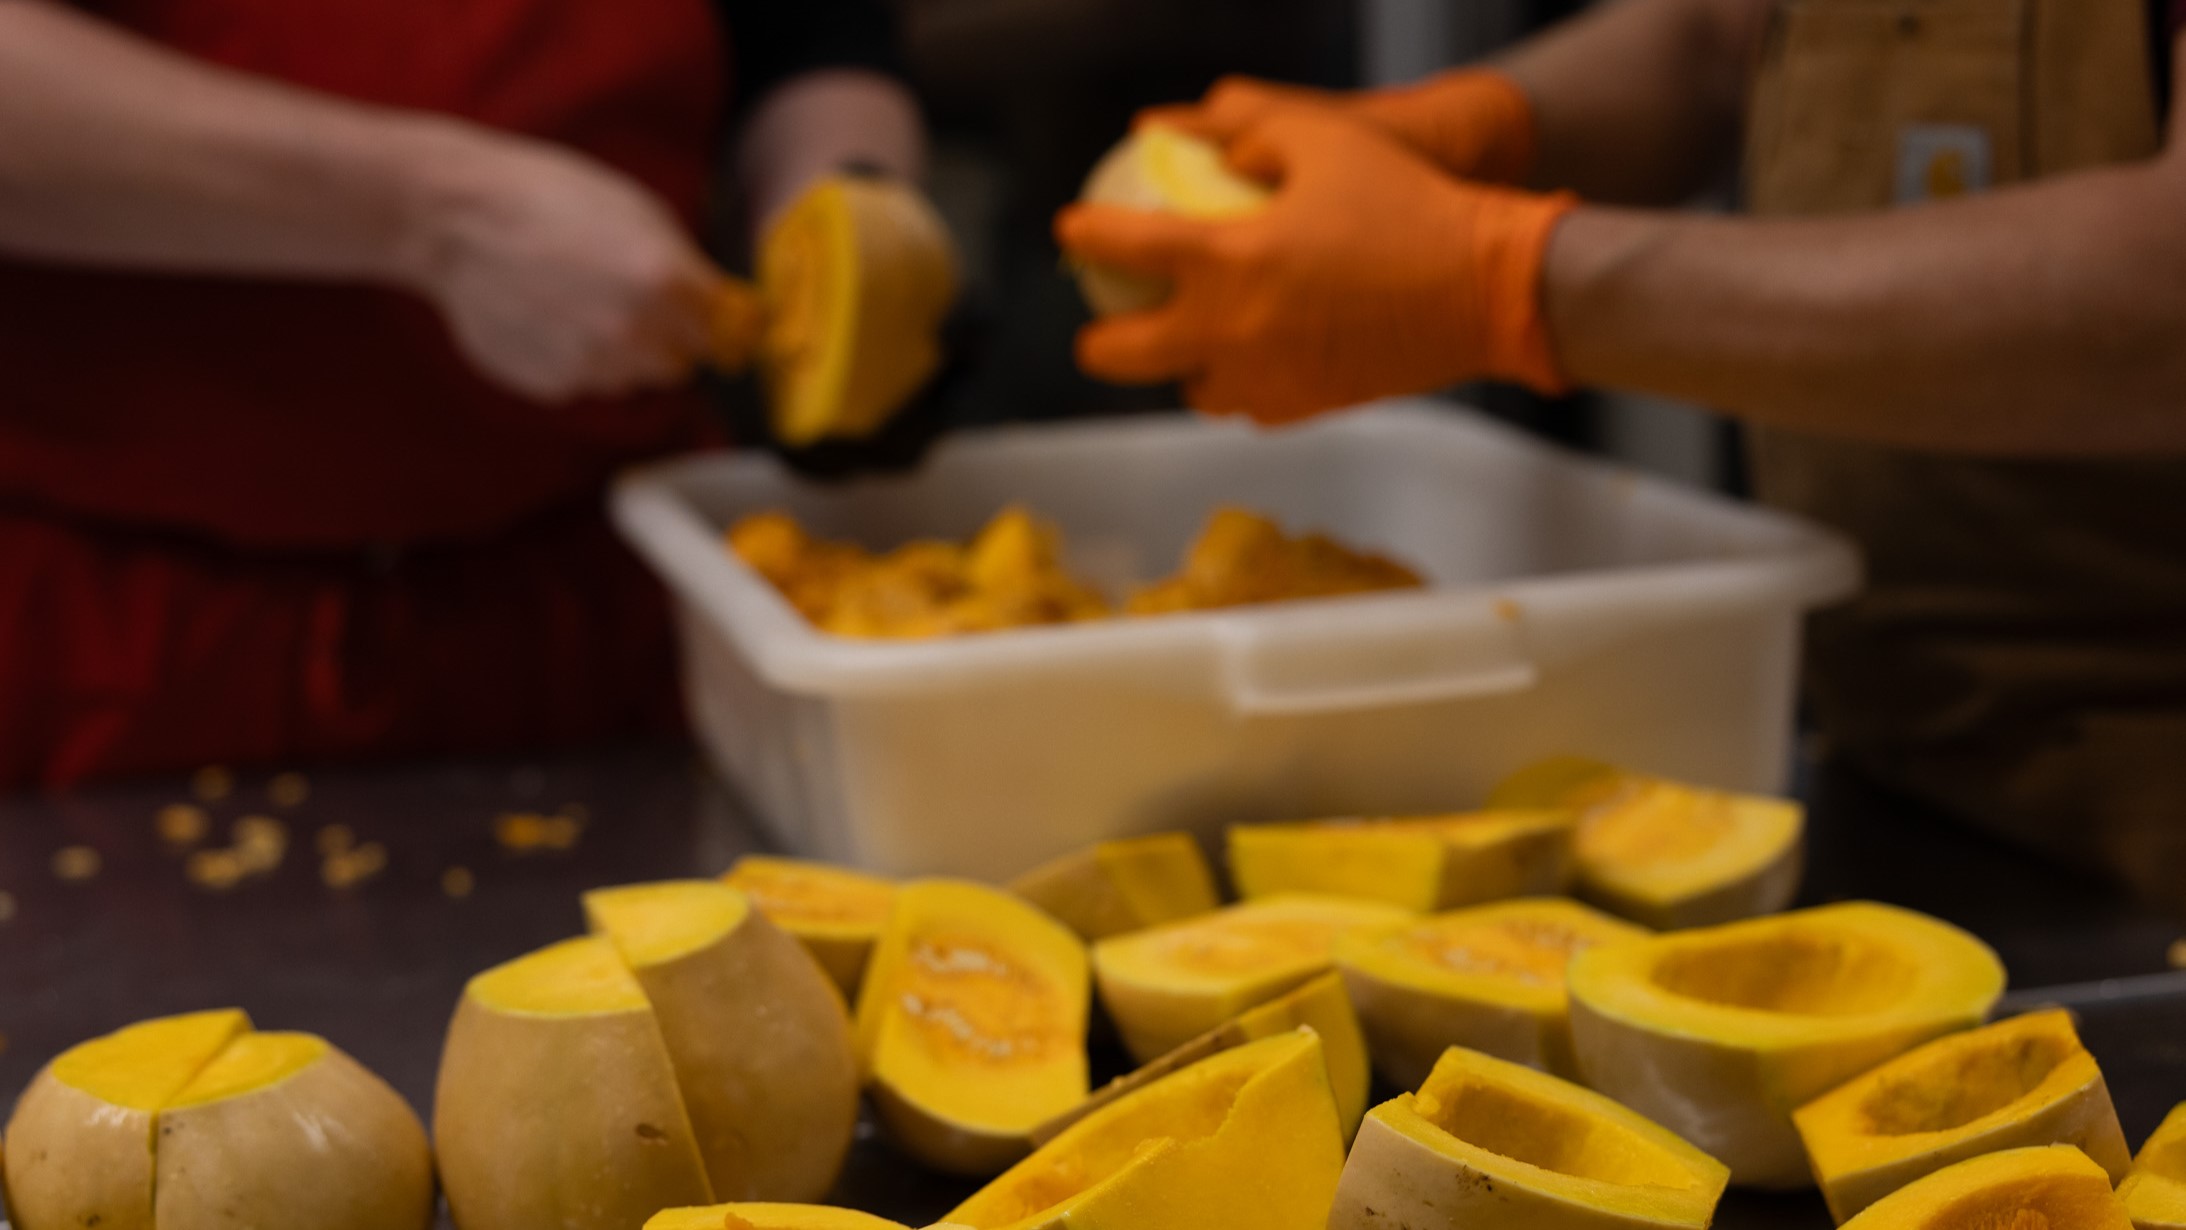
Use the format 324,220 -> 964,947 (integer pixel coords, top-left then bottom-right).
0,743 -> 2180,1229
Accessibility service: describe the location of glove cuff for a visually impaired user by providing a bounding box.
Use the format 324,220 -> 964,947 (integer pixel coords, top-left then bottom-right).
1477,189 -> 1580,396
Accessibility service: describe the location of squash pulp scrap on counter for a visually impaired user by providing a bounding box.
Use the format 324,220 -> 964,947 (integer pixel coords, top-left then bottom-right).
1795,1008 -> 2131,1223
1493,756 -> 1805,928
1228,810 -> 1578,912
1092,893 -> 1413,1063
1336,897 -> 1650,1088
1008,832 -> 1221,942
1566,901 -> 2006,1189
854,879 -> 1092,1176
945,1030 -> 1347,1230
723,854 -> 897,1000
3,1009 -> 433,1230
1329,1045 -> 1731,1230
1074,126 -> 1273,316
1838,1145 -> 2134,1230
2121,1102 -> 2186,1230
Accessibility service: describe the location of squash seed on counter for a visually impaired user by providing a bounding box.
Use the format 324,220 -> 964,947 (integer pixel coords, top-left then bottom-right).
317,824 -> 356,857
186,849 -> 249,892
231,816 -> 289,873
268,771 -> 311,809
191,764 -> 235,802
156,803 -> 212,847
323,842 -> 388,890
494,810 -> 584,854
52,846 -> 101,882
0,889 -> 16,923
441,867 -> 475,899
2168,937 -> 2186,969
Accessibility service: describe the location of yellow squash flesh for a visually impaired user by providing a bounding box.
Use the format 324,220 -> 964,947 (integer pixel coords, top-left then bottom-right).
946,1030 -> 1347,1230
1093,893 -> 1415,1063
1074,126 -> 1271,316
647,1204 -> 912,1230
1329,1045 -> 1731,1230
1009,833 -> 1221,942
856,879 -> 1091,1176
1567,901 -> 2005,1189
2116,1101 -> 2186,1230
1493,757 -> 1804,929
1838,1145 -> 2132,1230
587,881 -> 861,1202
1228,812 -> 1578,913
722,855 -> 897,1001
1337,897 -> 1650,1089
1796,1009 -> 2131,1222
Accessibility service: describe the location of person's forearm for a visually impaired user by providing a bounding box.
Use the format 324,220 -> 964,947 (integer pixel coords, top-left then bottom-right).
1547,154 -> 2186,456
1496,0 -> 1771,205
735,69 -> 925,242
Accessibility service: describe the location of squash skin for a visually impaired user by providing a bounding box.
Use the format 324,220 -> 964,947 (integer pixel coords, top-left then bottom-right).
1794,1009 -> 2131,1223
1228,813 -> 1578,913
154,1044 -> 433,1230
945,1030 -> 1347,1230
1837,1145 -> 2132,1230
1567,902 -> 2004,1189
1010,833 -> 1221,942
1338,898 -> 1649,1089
722,856 -> 896,1003
1328,1047 -> 1730,1230
2118,1102 -> 2186,1230
1074,128 -> 1271,317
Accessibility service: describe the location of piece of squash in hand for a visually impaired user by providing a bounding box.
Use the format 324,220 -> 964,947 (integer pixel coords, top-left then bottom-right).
946,1030 -> 1347,1230
2121,1102 -> 2186,1230
647,1205 -> 914,1230
1032,970 -> 1371,1146
1229,811 -> 1578,912
1567,901 -> 2005,1189
1839,1145 -> 2133,1230
3,1008 -> 250,1230
1093,893 -> 1414,1064
1010,832 -> 1221,942
1337,897 -> 1650,1090
1492,756 -> 1803,928
1074,126 -> 1271,316
1794,1008 -> 2131,1223
721,855 -> 896,1003
855,879 -> 1091,1176
586,880 -> 860,1201
1330,1045 -> 1731,1230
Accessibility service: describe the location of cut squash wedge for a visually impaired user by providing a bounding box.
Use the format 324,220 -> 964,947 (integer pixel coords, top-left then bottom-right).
1074,127 -> 1271,317
945,1030 -> 1346,1230
1229,812 -> 1577,912
2116,1101 -> 2186,1230
647,1205 -> 912,1230
1329,1045 -> 1731,1230
1093,893 -> 1414,1063
722,855 -> 896,1001
1010,833 -> 1220,942
1492,757 -> 1803,929
1837,1145 -> 2132,1230
1337,897 -> 1649,1089
1567,901 -> 2004,1189
1795,1009 -> 2131,1222
856,880 -> 1091,1176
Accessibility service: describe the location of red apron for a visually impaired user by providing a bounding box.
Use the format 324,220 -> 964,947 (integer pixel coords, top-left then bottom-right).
0,0 -> 726,786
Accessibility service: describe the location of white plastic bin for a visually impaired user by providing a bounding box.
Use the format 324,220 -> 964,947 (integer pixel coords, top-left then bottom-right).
611,400 -> 1861,880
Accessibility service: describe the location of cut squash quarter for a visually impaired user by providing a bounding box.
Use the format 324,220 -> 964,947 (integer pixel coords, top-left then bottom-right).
1795,1009 -> 2131,1223
1228,812 -> 1578,913
647,1205 -> 915,1230
2123,1102 -> 2186,1230
722,855 -> 896,1001
1328,1046 -> 1731,1230
1838,1145 -> 2133,1230
1009,832 -> 1221,942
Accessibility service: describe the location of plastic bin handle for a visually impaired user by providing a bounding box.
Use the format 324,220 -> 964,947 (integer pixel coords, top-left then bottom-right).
1218,603 -> 1539,717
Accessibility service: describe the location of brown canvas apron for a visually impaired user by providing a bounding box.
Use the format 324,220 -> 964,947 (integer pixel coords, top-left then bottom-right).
1743,0 -> 2186,907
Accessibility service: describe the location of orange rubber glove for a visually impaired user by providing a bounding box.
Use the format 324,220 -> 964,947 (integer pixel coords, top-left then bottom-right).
1056,107 -> 1576,424
1141,69 -> 1539,186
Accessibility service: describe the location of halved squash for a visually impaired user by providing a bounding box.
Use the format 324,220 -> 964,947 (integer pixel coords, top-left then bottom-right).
586,880 -> 860,1201
721,855 -> 896,1001
2116,1101 -> 2186,1230
1837,1145 -> 2132,1230
647,1205 -> 911,1230
1795,1009 -> 2131,1222
1009,833 -> 1220,941
1566,901 -> 2005,1189
1337,897 -> 1650,1089
1093,893 -> 1414,1063
1329,1045 -> 1730,1230
945,1030 -> 1346,1230
1032,970 -> 1370,1146
1074,126 -> 1272,317
855,879 -> 1091,1176
1228,812 -> 1577,912
1492,757 -> 1804,928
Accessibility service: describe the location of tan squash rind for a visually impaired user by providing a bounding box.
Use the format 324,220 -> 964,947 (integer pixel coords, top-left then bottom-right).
1228,813 -> 1577,913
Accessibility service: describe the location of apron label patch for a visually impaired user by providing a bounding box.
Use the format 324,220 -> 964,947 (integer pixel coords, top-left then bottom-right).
1895,124 -> 1993,203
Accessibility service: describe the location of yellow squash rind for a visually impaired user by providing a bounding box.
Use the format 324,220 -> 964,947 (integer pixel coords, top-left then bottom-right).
1009,833 -> 1220,942
1229,812 -> 1578,913
1838,1145 -> 2132,1230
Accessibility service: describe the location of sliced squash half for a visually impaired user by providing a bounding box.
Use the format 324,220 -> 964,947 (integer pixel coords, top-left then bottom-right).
1492,757 -> 1803,928
945,1030 -> 1346,1230
1566,901 -> 2004,1189
855,879 -> 1091,1176
1009,832 -> 1221,942
647,1205 -> 912,1230
1337,897 -> 1650,1088
1074,126 -> 1272,317
1093,893 -> 1414,1063
2115,1101 -> 2186,1230
1228,811 -> 1577,912
1329,1045 -> 1731,1230
1795,1008 -> 2131,1222
1837,1145 -> 2132,1230
722,855 -> 897,1001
